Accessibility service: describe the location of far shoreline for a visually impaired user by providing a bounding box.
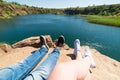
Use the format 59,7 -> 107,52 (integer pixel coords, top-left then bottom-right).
1,14 -> 120,28
79,15 -> 120,27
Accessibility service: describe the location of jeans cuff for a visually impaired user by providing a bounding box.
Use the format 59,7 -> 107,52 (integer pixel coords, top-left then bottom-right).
39,46 -> 48,52
52,48 -> 60,54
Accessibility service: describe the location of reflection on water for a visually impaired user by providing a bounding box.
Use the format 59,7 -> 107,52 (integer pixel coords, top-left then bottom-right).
84,42 -> 103,48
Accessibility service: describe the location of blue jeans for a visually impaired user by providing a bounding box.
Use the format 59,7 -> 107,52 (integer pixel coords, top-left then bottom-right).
0,46 -> 60,80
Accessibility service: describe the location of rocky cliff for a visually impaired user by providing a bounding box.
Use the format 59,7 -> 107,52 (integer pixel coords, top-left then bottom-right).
0,1 -> 40,18
0,1 -> 63,19
0,35 -> 120,80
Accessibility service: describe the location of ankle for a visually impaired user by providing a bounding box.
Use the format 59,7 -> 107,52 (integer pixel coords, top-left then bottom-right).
75,51 -> 82,60
84,56 -> 92,66
74,39 -> 80,55
84,48 -> 96,68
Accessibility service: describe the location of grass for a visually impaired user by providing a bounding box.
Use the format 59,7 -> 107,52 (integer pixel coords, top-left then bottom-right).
81,15 -> 120,27
0,42 -> 11,46
0,42 -> 5,45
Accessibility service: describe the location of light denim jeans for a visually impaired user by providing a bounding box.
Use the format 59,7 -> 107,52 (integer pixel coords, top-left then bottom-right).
0,46 -> 60,80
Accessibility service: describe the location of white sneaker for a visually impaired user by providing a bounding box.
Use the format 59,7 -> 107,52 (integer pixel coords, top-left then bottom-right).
84,48 -> 96,68
74,39 -> 80,55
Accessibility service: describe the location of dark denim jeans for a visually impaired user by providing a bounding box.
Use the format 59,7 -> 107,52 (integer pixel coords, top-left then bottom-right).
0,46 -> 60,80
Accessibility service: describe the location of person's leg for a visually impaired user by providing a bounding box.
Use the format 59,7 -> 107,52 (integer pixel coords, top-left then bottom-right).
77,56 -> 92,80
73,39 -> 82,60
48,39 -> 96,80
24,35 -> 65,80
77,47 -> 96,80
84,71 -> 91,80
48,57 -> 91,80
0,46 -> 48,80
24,48 -> 60,80
0,36 -> 48,80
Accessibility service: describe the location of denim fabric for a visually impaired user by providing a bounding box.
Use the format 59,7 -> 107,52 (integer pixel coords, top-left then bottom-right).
24,48 -> 60,80
0,47 -> 48,80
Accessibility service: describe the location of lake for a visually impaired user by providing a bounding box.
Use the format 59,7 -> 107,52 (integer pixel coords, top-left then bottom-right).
0,14 -> 120,61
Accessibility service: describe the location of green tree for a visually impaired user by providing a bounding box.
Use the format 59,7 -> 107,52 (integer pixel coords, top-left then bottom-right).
11,1 -> 20,5
0,0 -> 3,2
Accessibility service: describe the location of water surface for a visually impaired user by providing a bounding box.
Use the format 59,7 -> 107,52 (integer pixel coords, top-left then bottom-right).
0,14 -> 120,61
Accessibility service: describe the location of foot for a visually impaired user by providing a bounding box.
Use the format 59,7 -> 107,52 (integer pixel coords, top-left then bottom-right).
40,36 -> 49,50
84,48 -> 96,68
56,35 -> 65,47
74,39 -> 80,55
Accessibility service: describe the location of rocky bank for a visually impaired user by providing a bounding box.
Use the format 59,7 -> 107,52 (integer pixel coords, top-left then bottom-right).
0,35 -> 120,80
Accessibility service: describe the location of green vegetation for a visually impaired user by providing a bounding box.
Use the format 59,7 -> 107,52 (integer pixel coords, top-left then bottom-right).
81,15 -> 120,27
0,0 -> 3,2
64,4 -> 120,16
0,0 -> 120,27
64,4 -> 120,27
0,1 -> 64,19
0,42 -> 5,45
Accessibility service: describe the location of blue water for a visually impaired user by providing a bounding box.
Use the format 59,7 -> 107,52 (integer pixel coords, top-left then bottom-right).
0,14 -> 120,61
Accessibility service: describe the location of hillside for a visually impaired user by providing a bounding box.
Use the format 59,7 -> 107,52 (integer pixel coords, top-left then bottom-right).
0,1 -> 63,19
0,35 -> 120,80
0,1 -> 36,18
1,0 -> 120,19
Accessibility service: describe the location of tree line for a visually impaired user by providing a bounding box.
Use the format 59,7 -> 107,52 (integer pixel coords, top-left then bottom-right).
64,4 -> 120,16
0,0 -> 120,18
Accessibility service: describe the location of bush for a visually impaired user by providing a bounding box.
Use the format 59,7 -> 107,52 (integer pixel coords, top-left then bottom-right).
117,13 -> 120,17
0,0 -> 3,2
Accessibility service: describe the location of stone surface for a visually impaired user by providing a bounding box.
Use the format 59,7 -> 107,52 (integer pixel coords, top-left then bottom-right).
12,35 -> 55,48
0,48 -> 6,56
0,43 -> 12,53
